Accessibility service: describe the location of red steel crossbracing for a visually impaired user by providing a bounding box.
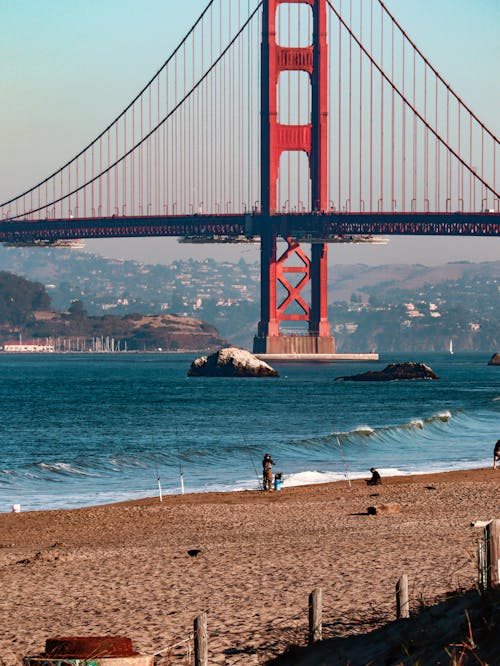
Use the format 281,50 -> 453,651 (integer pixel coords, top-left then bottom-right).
256,0 -> 333,352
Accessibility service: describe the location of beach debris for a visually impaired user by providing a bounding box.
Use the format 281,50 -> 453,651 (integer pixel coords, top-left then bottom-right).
471,520 -> 493,528
16,543 -> 67,566
367,503 -> 401,515
425,485 -> 437,490
44,636 -> 137,658
24,636 -> 153,666
188,346 -> 279,377
187,548 -> 203,557
487,353 -> 500,365
335,362 -> 439,381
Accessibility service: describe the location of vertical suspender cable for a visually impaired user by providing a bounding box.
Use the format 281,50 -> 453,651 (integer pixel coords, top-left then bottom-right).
359,0 -> 363,211
115,116 -> 119,213
446,89 -> 451,208
338,0 -> 342,210
411,49 -> 416,210
348,0 -> 352,212
390,18 -> 394,211
380,5 -> 384,211
458,101 -> 462,210
401,34 -> 405,211
369,0 -> 373,212
435,77 -> 439,211
424,63 -> 428,211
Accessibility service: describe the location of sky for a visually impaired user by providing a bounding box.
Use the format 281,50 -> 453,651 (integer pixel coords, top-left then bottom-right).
1,0 -> 499,266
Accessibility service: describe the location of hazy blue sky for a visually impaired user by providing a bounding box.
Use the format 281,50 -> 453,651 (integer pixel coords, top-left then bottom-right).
1,0 -> 498,266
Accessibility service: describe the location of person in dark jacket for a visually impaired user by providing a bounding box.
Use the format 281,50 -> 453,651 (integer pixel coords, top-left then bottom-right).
366,468 -> 382,486
494,440 -> 500,470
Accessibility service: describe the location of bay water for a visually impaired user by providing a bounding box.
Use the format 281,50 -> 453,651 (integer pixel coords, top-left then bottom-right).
0,352 -> 498,512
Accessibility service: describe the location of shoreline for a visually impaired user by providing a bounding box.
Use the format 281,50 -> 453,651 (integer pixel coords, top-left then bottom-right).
1,466 -> 498,665
2,462 -> 495,515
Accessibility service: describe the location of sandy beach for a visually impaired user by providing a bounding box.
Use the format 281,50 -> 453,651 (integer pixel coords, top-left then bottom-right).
1,468 -> 499,665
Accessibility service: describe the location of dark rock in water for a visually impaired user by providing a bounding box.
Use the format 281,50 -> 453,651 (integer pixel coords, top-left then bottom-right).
335,362 -> 439,382
188,346 -> 279,378
487,353 -> 500,366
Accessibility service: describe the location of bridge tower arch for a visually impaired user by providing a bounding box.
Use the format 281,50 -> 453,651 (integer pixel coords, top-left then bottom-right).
254,0 -> 335,355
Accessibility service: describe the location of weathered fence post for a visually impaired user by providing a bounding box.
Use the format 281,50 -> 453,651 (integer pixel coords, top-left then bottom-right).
396,574 -> 410,619
194,612 -> 208,666
486,519 -> 500,590
308,588 -> 323,644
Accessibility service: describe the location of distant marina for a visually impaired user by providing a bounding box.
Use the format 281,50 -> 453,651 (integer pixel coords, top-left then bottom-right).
1,336 -> 127,353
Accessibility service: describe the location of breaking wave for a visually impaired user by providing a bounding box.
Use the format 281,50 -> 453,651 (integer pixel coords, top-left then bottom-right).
36,462 -> 99,477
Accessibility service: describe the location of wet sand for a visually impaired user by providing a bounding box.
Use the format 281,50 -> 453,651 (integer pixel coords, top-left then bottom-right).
1,468 -> 499,665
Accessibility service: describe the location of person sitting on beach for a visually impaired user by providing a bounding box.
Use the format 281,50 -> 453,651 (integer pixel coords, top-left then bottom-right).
366,468 -> 382,486
262,453 -> 274,491
274,472 -> 283,491
494,440 -> 500,470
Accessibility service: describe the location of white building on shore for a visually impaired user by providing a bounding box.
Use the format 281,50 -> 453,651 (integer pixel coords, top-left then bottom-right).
1,340 -> 55,353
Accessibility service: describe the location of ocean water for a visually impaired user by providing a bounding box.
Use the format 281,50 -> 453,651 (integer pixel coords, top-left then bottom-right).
0,352 -> 498,512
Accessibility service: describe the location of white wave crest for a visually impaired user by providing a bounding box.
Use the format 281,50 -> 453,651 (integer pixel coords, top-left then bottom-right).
351,426 -> 374,436
37,462 -> 98,477
282,467 -> 412,488
435,411 -> 452,422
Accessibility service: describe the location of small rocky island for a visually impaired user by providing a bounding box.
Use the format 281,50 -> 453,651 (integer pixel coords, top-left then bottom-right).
488,354 -> 500,366
336,361 -> 439,381
188,346 -> 279,378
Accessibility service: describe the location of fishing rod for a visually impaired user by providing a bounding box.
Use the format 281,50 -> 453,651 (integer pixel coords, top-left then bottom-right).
336,435 -> 352,488
240,429 -> 263,490
152,432 -> 163,502
153,452 -> 163,502
175,424 -> 185,495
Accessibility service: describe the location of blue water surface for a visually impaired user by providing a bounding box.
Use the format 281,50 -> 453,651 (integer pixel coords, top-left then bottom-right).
0,352 -> 498,511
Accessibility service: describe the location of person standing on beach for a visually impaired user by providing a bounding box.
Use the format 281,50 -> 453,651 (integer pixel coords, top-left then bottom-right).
262,453 -> 274,491
493,440 -> 500,469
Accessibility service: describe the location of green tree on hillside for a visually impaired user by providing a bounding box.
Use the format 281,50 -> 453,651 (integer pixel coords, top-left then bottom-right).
0,272 -> 51,326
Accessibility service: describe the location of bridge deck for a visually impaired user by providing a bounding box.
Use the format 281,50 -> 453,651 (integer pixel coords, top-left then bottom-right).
0,212 -> 498,244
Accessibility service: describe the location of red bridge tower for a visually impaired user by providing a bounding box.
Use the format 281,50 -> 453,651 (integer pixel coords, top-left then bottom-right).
254,0 -> 335,355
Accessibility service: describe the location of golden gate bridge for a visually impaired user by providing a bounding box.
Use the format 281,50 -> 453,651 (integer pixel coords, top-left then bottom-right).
1,0 -> 498,355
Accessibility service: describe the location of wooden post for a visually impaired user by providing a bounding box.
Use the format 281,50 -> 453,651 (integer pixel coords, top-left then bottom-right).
396,574 -> 410,619
308,588 -> 322,644
194,612 -> 208,666
486,519 -> 500,590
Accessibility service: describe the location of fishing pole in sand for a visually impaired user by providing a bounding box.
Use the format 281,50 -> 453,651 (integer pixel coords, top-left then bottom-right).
336,435 -> 352,488
175,424 -> 185,495
153,452 -> 163,502
151,432 -> 163,502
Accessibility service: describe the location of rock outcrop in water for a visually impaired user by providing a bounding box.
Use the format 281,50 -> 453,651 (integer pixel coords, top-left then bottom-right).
188,346 -> 279,378
335,361 -> 439,381
487,353 -> 500,366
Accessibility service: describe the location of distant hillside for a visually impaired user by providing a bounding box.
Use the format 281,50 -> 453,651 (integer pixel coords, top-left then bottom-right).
0,272 -> 225,352
0,245 -> 497,351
